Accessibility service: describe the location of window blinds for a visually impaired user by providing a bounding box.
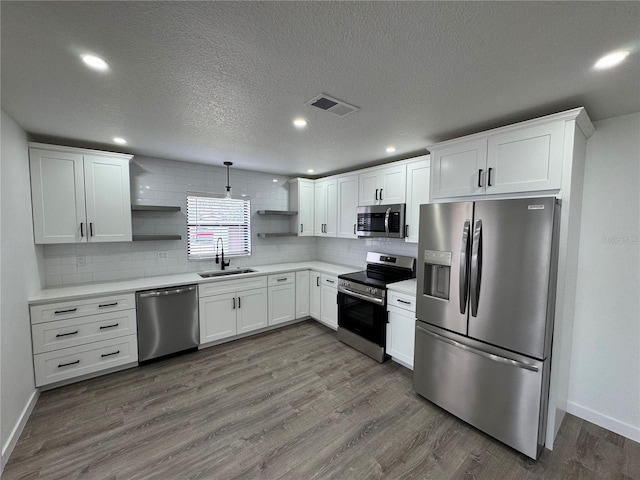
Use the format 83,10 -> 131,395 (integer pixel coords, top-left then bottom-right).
186,193 -> 251,260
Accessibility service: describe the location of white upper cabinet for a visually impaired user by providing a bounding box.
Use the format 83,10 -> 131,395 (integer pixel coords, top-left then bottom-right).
314,178 -> 337,237
405,156 -> 430,243
289,178 -> 315,236
430,111 -> 581,200
485,121 -> 565,195
29,144 -> 132,244
336,174 -> 359,238
358,164 -> 406,206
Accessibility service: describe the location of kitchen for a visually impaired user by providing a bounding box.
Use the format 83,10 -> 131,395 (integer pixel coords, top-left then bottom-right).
2,2 -> 639,478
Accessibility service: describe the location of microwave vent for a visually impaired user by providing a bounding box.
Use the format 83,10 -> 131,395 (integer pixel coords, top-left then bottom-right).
306,93 -> 360,117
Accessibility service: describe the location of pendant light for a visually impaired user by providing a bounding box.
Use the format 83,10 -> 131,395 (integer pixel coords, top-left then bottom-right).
224,161 -> 233,198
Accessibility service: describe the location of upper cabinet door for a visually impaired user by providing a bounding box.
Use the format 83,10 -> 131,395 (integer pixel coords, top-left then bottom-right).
314,180 -> 328,236
405,157 -> 430,243
337,174 -> 358,238
289,178 -> 315,236
430,138 -> 488,199
83,155 -> 132,242
358,170 -> 380,206
486,121 -> 565,195
378,164 -> 406,204
29,148 -> 86,244
324,179 -> 337,237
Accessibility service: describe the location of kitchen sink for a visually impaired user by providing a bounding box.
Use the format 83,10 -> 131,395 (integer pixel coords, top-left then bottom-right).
198,268 -> 256,278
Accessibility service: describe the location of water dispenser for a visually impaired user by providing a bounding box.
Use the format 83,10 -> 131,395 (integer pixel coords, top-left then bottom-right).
423,250 -> 451,300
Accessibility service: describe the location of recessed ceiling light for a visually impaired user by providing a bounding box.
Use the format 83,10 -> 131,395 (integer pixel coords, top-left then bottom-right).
386,146 -> 396,153
594,50 -> 630,70
307,169 -> 314,174
113,137 -> 127,145
81,54 -> 109,71
293,118 -> 307,129
272,179 -> 278,183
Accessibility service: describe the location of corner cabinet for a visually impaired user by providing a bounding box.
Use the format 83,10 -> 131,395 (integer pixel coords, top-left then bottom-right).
289,178 -> 315,236
430,110 -> 584,200
29,143 -> 133,244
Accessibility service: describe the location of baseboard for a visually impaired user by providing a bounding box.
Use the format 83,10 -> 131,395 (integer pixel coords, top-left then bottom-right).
1,388 -> 40,472
567,400 -> 640,443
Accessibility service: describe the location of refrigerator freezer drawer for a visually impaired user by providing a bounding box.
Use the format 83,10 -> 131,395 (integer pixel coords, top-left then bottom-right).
413,322 -> 546,459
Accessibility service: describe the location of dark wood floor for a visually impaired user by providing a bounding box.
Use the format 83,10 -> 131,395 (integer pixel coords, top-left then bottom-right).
5,321 -> 639,479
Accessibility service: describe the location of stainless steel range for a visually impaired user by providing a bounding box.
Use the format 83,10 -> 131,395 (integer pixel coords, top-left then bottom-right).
337,252 -> 415,362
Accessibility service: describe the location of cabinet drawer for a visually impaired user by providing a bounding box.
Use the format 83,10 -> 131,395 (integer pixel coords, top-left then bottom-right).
32,309 -> 137,354
320,274 -> 337,288
268,272 -> 295,286
199,275 -> 267,297
388,291 -> 416,313
33,335 -> 138,387
30,293 -> 135,324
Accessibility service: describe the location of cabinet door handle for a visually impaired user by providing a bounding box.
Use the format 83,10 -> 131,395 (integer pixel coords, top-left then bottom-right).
316,277 -> 320,287
89,222 -> 94,237
99,323 -> 119,330
237,296 -> 241,309
54,308 -> 77,315
380,189 -> 383,200
56,330 -> 79,338
101,350 -> 120,358
98,302 -> 118,308
487,168 -> 493,187
405,225 -> 409,237
232,297 -> 236,309
478,169 -> 483,188
353,224 -> 356,235
375,188 -> 379,201
80,222 -> 84,238
301,223 -> 304,233
58,360 -> 80,368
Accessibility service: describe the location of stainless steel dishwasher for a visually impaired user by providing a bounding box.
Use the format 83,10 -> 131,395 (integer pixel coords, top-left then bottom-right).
136,284 -> 199,362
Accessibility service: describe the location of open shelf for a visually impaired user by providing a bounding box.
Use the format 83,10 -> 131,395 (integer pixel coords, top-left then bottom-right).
256,232 -> 297,238
132,234 -> 182,241
257,210 -> 297,215
131,205 -> 181,212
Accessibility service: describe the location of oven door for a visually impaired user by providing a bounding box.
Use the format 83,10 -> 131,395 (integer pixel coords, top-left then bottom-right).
337,290 -> 387,346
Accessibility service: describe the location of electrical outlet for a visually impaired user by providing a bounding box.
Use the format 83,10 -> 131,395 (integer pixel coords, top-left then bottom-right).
157,251 -> 168,260
76,255 -> 86,267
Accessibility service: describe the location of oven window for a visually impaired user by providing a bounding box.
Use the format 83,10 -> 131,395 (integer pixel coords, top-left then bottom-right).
338,293 -> 387,345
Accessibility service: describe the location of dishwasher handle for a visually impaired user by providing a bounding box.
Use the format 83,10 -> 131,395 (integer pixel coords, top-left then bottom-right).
137,285 -> 196,298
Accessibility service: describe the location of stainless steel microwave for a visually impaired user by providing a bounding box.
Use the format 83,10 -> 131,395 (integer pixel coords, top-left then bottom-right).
356,204 -> 406,238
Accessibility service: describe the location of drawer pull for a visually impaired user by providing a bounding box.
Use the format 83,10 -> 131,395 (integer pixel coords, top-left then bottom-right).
276,277 -> 288,282
325,279 -> 335,284
101,350 -> 120,358
99,323 -> 119,330
397,299 -> 412,305
58,360 -> 80,368
54,308 -> 77,314
98,302 -> 118,308
56,330 -> 79,338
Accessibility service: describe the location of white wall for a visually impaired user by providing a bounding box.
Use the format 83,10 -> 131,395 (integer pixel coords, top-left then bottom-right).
42,156 -> 316,286
567,112 -> 640,442
1,110 -> 44,468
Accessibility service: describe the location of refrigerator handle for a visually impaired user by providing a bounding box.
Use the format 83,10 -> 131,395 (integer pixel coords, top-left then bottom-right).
459,220 -> 471,314
470,219 -> 483,317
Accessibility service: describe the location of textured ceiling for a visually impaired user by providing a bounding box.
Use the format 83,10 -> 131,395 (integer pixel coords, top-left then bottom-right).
2,1 -> 639,176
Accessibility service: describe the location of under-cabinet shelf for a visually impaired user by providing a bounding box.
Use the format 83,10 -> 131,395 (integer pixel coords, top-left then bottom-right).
132,234 -> 182,241
257,232 -> 297,238
257,210 -> 297,215
131,205 -> 181,212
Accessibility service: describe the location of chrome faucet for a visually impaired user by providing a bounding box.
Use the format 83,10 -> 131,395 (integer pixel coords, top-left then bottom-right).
215,238 -> 230,270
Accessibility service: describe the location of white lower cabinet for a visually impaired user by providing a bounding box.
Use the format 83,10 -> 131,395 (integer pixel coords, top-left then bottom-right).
310,272 -> 321,320
295,270 -> 310,318
319,274 -> 338,330
199,276 -> 268,344
30,293 -> 138,387
268,272 -> 296,326
386,290 -> 416,369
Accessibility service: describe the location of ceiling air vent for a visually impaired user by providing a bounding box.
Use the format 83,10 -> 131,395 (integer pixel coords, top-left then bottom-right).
306,93 -> 359,117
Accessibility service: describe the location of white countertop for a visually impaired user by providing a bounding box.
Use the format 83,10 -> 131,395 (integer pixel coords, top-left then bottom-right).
29,261 -> 360,305
387,279 -> 417,296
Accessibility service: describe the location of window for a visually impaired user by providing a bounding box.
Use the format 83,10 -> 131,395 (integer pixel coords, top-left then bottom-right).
186,193 -> 251,260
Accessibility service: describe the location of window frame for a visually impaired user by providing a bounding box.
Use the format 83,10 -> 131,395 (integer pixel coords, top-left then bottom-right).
186,192 -> 252,261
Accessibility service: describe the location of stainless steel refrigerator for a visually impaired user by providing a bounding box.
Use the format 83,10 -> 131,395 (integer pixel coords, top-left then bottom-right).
414,197 -> 559,460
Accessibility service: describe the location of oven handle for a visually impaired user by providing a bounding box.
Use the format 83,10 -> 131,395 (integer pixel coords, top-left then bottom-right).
338,286 -> 385,306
